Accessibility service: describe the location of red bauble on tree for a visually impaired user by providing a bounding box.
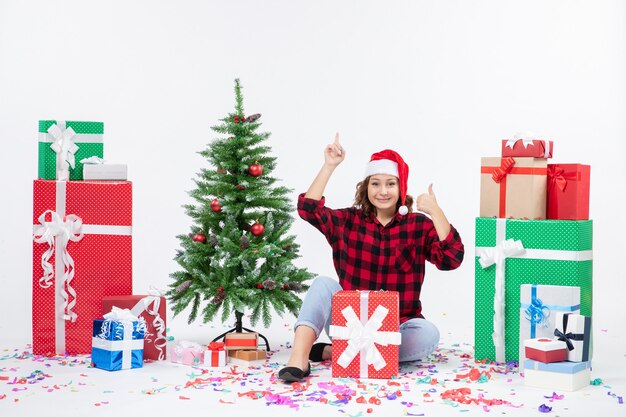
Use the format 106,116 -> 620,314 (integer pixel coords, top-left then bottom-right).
211,198 -> 222,212
250,221 -> 265,236
248,162 -> 263,177
193,233 -> 207,243
235,184 -> 245,190
256,283 -> 263,289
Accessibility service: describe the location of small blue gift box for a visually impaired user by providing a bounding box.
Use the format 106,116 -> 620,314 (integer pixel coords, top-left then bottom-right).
92,318 -> 145,371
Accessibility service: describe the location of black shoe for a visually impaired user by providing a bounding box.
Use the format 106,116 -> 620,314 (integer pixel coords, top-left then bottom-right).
278,362 -> 311,382
309,342 -> 331,362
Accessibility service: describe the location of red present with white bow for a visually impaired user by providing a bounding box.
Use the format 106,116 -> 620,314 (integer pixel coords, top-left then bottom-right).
204,342 -> 228,367
524,338 -> 568,363
32,180 -> 133,355
329,290 -> 401,379
102,293 -> 167,360
501,133 -> 554,158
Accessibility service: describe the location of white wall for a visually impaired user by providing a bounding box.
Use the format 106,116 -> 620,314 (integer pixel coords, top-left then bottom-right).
1,0 -> 624,346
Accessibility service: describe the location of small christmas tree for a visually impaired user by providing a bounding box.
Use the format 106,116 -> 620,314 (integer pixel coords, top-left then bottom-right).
168,79 -> 313,329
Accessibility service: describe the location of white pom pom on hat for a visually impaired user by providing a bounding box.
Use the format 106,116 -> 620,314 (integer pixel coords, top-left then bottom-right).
365,149 -> 410,215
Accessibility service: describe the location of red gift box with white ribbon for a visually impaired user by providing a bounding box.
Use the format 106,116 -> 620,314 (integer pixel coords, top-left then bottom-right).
102,294 -> 167,360
329,290 -> 401,379
32,180 -> 132,355
501,136 -> 554,158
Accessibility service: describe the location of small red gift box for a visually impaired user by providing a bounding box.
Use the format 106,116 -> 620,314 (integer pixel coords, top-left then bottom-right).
32,180 -> 132,355
329,291 -> 401,379
102,294 -> 167,360
547,164 -> 591,220
502,137 -> 553,158
524,338 -> 568,363
204,342 -> 228,367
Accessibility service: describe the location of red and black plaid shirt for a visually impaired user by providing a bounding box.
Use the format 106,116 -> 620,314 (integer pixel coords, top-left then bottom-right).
297,193 -> 464,323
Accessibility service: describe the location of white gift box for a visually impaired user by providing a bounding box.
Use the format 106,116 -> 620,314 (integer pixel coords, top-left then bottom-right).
524,359 -> 591,391
83,163 -> 128,180
519,284 -> 580,367
554,312 -> 592,362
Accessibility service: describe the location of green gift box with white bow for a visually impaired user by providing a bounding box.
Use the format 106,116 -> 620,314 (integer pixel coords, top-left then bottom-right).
38,120 -> 104,180
474,217 -> 593,363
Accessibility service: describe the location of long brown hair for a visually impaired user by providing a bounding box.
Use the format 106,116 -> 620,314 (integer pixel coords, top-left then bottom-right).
354,176 -> 414,218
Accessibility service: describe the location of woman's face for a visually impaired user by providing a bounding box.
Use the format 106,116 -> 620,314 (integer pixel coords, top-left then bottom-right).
367,174 -> 400,216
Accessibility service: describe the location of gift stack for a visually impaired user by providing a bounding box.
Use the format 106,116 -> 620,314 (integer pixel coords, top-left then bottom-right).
522,309 -> 592,391
224,332 -> 266,362
33,120 -> 133,356
329,290 -> 402,379
474,134 -> 593,383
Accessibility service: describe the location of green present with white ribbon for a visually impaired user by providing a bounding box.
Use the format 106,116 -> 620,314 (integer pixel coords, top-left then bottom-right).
38,120 -> 104,180
474,217 -> 592,363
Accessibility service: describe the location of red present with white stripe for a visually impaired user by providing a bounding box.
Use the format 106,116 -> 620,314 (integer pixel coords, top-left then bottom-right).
501,136 -> 554,158
329,290 -> 401,379
32,180 -> 132,355
102,294 -> 167,360
524,338 -> 568,363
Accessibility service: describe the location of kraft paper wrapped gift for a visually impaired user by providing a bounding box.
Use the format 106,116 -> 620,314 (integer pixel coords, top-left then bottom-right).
519,284 -> 581,365
224,332 -> 258,350
524,338 -> 568,363
228,349 -> 267,361
547,164 -> 591,220
501,137 -> 553,158
329,290 -> 401,379
204,342 -> 228,367
32,180 -> 133,355
38,120 -> 104,180
170,341 -> 204,366
102,294 -> 167,360
480,157 -> 547,219
91,308 -> 145,371
554,312 -> 592,362
474,217 -> 592,363
523,359 -> 591,391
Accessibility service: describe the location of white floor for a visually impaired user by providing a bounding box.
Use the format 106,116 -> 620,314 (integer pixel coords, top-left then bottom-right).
1,315 -> 624,417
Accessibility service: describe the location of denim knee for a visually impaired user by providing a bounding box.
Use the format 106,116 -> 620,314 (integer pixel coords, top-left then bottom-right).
295,275 -> 341,338
398,318 -> 440,362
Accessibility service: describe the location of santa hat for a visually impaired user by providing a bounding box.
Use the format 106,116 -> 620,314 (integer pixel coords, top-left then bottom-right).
364,149 -> 410,215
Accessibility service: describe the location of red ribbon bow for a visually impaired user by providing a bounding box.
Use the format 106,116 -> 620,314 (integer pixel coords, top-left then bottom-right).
491,157 -> 515,183
547,166 -> 568,192
208,341 -> 225,351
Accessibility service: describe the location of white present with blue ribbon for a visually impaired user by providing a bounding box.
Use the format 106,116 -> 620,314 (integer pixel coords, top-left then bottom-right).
91,307 -> 146,371
519,284 -> 580,367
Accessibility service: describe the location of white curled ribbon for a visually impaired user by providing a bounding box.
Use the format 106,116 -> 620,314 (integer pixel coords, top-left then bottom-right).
505,132 -> 541,149
33,210 -> 84,322
48,122 -> 79,180
80,156 -> 105,165
329,305 -> 402,373
478,238 -> 525,363
130,287 -> 167,360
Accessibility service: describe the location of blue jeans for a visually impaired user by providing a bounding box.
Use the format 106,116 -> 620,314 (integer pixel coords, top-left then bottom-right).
295,276 -> 440,362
